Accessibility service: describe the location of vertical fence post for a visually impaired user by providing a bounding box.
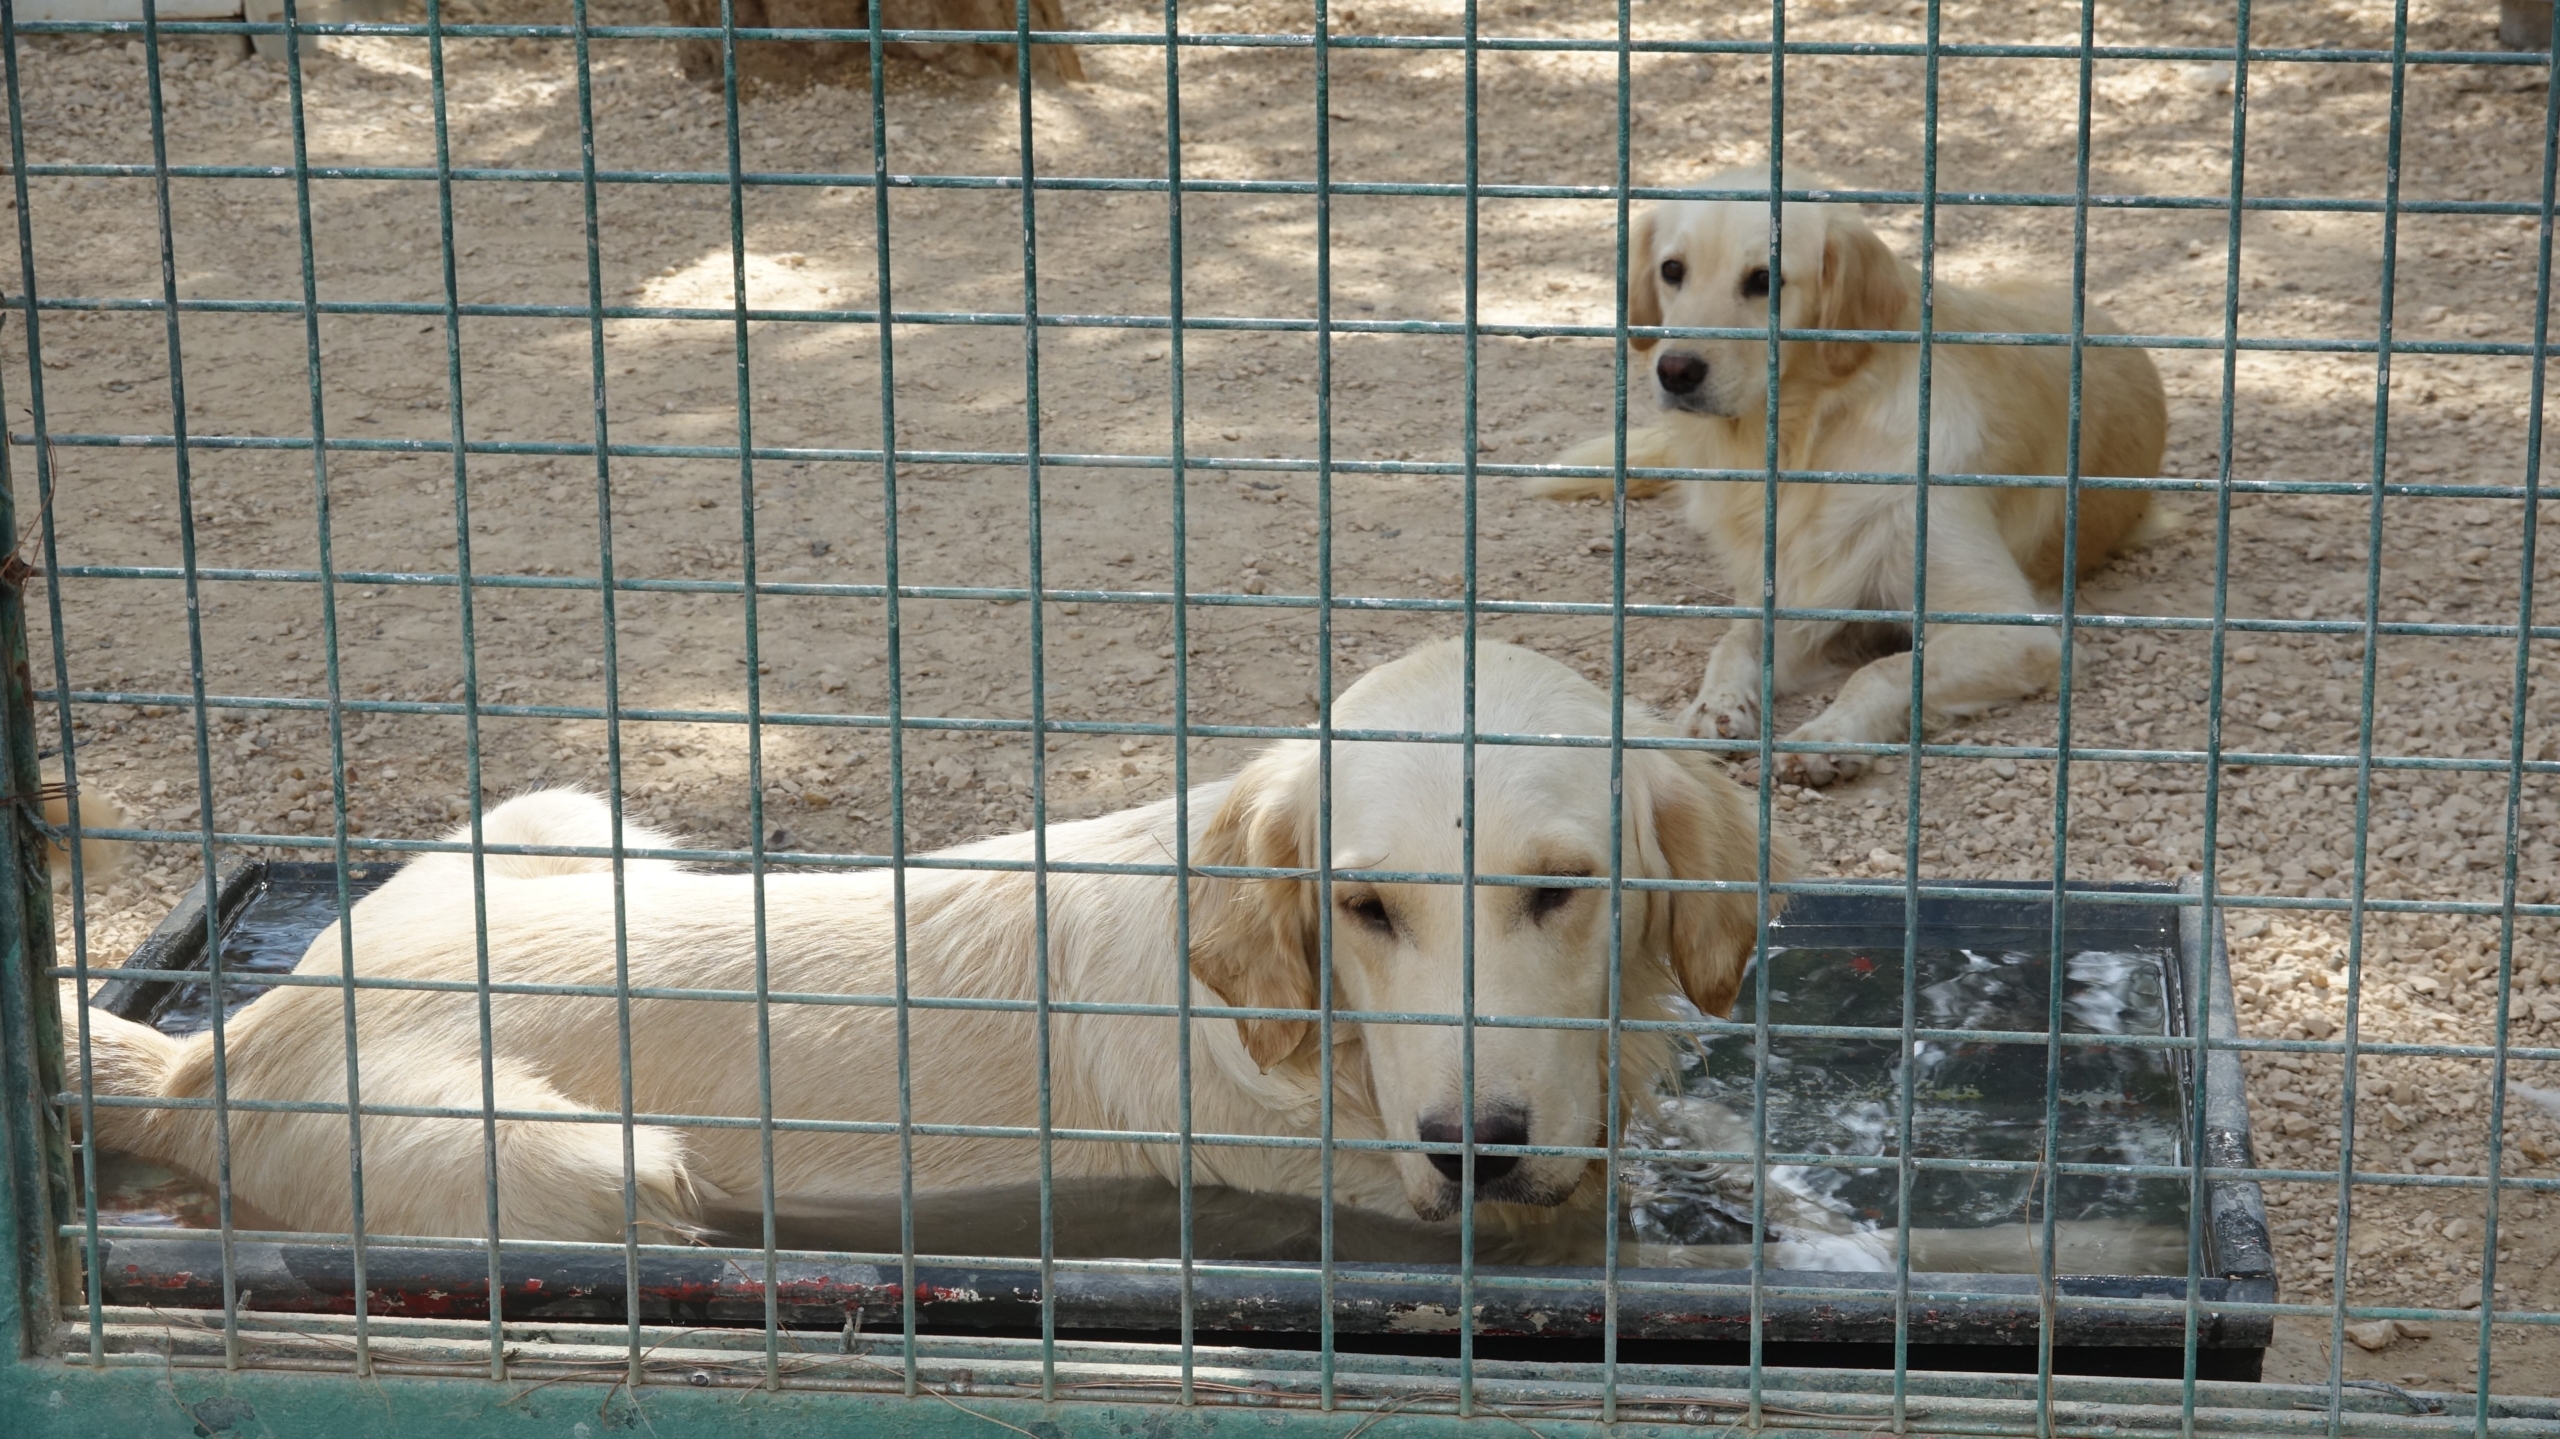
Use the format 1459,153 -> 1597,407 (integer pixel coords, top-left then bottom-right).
2193,3 -> 2255,1423
1893,9 -> 1946,1433
1310,0 -> 1340,1415
711,0 -> 785,1396
3,10 -> 102,1372
859,0 -> 923,1396
274,0 -> 376,1383
2473,14 -> 2560,1437
0,326 -> 68,1366
1455,0 -> 1483,1418
1157,0 -> 1198,1405
418,0 -> 511,1382
1598,0 -> 1635,1421
2327,9 -> 2415,1437
564,0 -> 646,1398
1005,0 -> 1060,1404
132,0 -> 241,1372
2037,7 -> 2104,1434
1749,24 -> 1790,1430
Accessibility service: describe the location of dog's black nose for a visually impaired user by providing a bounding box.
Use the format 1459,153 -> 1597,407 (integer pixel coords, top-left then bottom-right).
1655,350 -> 1709,396
1420,1110 -> 1528,1188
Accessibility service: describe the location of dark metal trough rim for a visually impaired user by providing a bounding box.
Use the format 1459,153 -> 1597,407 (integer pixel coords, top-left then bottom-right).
88,1232 -> 2277,1350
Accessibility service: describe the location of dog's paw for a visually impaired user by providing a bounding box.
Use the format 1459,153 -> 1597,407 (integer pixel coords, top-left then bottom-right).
1680,691 -> 1762,742
1774,712 -> 1874,788
1774,746 -> 1867,788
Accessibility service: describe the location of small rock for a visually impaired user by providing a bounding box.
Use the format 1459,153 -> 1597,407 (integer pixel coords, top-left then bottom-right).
1989,758 -> 2018,780
2346,1319 -> 2402,1351
2179,62 -> 2235,93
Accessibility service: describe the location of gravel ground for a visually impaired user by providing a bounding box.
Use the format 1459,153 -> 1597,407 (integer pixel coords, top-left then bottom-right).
6,0 -> 2559,1392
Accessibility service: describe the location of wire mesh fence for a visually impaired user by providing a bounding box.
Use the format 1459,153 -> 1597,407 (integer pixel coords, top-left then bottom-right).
1,0 -> 2558,1435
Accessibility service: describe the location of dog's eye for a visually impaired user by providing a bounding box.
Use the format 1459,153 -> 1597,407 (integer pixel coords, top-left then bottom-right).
1741,267 -> 1771,299
1659,257 -> 1686,287
1525,886 -> 1577,922
1341,893 -> 1394,935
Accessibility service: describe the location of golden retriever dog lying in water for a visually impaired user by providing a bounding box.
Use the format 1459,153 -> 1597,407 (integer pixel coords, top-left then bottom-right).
1541,169 -> 2170,786
69,639 -> 1784,1248
65,636 -> 2184,1275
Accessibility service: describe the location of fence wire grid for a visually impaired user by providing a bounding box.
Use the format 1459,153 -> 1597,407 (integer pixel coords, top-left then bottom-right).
0,0 -> 2558,1437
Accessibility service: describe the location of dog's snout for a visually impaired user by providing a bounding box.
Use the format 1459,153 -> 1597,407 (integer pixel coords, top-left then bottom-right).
1419,1108 -> 1529,1188
1655,350 -> 1709,396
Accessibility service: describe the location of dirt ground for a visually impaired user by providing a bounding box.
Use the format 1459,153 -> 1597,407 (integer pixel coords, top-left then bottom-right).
7,0 -> 2560,1397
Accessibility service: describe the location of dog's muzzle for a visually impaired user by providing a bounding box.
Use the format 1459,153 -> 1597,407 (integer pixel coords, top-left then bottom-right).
1419,1107 -> 1528,1189
1412,1105 -> 1576,1212
1652,349 -> 1723,415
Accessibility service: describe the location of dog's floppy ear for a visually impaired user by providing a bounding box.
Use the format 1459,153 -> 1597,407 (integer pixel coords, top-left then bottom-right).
1633,749 -> 1795,1019
1625,206 -> 1662,354
1189,742 -> 1321,1070
1813,215 -> 1907,381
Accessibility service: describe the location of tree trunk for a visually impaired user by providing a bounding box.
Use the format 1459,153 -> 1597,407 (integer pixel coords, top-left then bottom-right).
667,0 -> 1084,89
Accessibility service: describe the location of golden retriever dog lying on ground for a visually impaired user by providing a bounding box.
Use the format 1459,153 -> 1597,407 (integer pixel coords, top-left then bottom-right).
69,639 -> 1782,1247
1542,169 -> 2169,785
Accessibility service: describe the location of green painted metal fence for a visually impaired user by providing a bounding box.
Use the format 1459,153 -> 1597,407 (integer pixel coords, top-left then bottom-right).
1,0 -> 2557,1435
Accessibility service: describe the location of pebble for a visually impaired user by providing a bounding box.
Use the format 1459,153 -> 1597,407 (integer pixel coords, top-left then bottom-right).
2179,62 -> 2236,93
2347,1319 -> 2403,1351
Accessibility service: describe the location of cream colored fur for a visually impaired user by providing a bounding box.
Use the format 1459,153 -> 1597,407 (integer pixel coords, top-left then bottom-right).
39,758 -> 124,888
1542,169 -> 2170,785
67,640 -> 1784,1245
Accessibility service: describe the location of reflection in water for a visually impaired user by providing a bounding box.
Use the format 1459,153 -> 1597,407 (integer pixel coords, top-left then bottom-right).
85,1149 -> 287,1232
155,880 -> 377,1035
1624,939 -> 2189,1274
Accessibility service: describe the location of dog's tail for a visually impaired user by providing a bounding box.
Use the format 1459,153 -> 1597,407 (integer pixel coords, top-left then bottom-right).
379,788 -> 691,886
463,787 -> 689,880
1530,428 -> 1677,501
